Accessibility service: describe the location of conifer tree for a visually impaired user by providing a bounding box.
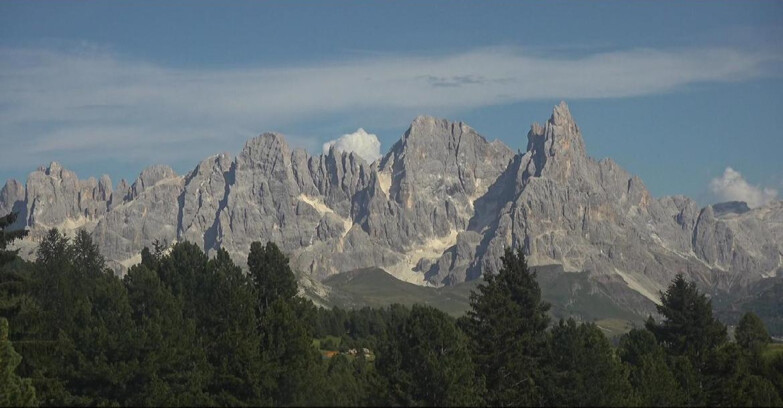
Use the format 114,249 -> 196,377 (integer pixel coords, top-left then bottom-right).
645,273 -> 727,367
124,264 -> 211,406
461,247 -> 551,406
0,318 -> 36,407
257,298 -> 324,406
645,274 -> 728,405
376,304 -> 484,406
0,212 -> 27,267
200,249 -> 265,405
735,312 -> 771,352
545,319 -> 633,406
247,241 -> 298,309
618,328 -> 686,406
0,211 -> 30,325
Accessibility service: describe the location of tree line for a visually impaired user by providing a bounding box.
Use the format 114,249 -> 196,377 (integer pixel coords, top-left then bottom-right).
1,211 -> 781,407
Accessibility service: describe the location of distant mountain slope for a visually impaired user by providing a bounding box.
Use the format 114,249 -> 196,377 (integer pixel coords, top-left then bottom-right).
322,268 -> 478,317
715,275 -> 783,337
318,265 -> 646,326
2,102 -> 781,318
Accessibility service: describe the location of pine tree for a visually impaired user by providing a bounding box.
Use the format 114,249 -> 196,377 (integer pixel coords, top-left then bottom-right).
247,241 -> 297,309
257,298 -> 324,406
376,304 -> 484,406
0,212 -> 29,324
545,319 -> 633,406
123,264 -> 211,406
704,343 -> 782,406
461,247 -> 551,406
645,273 -> 727,367
0,212 -> 27,268
618,328 -> 686,406
645,274 -> 728,405
155,241 -> 209,317
735,312 -> 771,352
321,354 -> 372,406
200,249 -> 265,405
0,318 -> 36,407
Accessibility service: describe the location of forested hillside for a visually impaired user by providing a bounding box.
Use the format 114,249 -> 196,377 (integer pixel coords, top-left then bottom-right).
1,212 -> 781,407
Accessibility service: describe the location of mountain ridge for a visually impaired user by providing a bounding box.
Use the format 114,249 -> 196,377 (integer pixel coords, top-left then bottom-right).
3,102 -> 781,317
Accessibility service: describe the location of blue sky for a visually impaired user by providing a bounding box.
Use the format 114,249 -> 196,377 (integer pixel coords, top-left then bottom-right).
1,1 -> 782,206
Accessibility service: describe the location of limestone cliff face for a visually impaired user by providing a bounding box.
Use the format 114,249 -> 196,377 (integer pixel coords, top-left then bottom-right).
2,102 -> 781,314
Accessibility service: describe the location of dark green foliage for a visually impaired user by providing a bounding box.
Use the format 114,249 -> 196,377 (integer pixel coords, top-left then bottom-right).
155,241 -> 209,316
645,273 -> 727,368
248,241 -> 298,308
257,297 -> 324,406
3,233 -> 782,407
0,212 -> 28,267
376,304 -> 484,407
704,343 -> 782,407
736,312 -> 772,352
642,273 -> 783,407
545,319 -> 632,407
768,354 -> 783,401
0,318 -> 36,407
461,248 -> 551,406
321,355 -> 375,406
35,230 -> 138,405
618,329 -> 686,406
200,248 -> 265,405
123,264 -> 211,406
0,214 -> 26,335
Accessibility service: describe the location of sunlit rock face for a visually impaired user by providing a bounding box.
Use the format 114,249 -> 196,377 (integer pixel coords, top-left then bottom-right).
3,102 -> 781,316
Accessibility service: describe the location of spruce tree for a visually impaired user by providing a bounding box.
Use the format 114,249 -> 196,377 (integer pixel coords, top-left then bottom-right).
247,241 -> 298,309
618,328 -> 686,406
123,264 -> 211,406
0,212 -> 27,267
704,343 -> 782,406
545,319 -> 633,406
200,249 -> 265,405
0,318 -> 36,407
461,247 -> 551,406
0,212 -> 30,329
257,298 -> 324,406
376,304 -> 484,406
645,274 -> 728,405
645,273 -> 727,367
735,312 -> 771,352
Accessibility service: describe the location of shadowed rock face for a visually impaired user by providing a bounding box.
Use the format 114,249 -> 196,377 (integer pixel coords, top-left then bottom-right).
3,102 -> 781,314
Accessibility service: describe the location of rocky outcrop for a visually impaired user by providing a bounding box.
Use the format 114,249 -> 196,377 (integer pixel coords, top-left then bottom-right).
2,102 -> 781,315
92,165 -> 183,267
11,162 -> 114,239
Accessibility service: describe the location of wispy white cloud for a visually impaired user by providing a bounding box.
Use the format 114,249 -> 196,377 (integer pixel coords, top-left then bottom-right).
0,45 -> 779,177
709,167 -> 778,208
323,128 -> 382,163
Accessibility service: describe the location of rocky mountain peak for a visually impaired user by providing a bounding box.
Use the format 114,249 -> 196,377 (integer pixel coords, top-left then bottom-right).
97,175 -> 113,197
0,179 -> 25,217
407,115 -> 466,136
523,102 -> 588,182
130,165 -> 177,199
35,161 -> 79,182
39,161 -> 61,176
3,103 -> 781,320
237,132 -> 292,172
378,115 -> 513,208
549,100 -> 575,127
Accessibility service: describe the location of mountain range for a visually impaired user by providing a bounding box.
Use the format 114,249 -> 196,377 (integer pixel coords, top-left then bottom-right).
3,102 -> 781,319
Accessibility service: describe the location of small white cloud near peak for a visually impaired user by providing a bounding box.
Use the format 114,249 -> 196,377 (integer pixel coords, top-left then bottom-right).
322,128 -> 382,163
709,167 -> 778,209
